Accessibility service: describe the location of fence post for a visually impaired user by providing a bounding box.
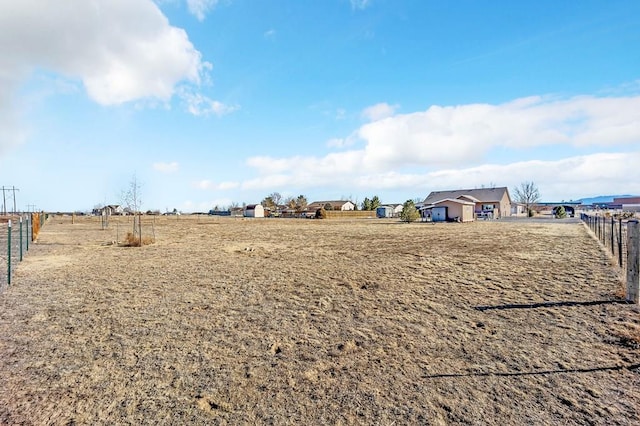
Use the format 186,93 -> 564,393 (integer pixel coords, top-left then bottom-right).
610,217 -> 614,254
618,218 -> 623,267
19,216 -> 23,262
7,220 -> 11,286
26,215 -> 29,251
627,220 -> 640,304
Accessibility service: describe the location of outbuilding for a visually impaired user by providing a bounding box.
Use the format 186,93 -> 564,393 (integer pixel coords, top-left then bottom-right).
244,204 -> 265,218
421,198 -> 475,222
376,205 -> 394,218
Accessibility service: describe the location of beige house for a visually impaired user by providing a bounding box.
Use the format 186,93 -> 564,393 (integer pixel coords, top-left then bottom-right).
423,187 -> 512,219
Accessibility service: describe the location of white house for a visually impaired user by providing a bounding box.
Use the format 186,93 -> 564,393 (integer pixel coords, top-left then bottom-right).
93,205 -> 123,216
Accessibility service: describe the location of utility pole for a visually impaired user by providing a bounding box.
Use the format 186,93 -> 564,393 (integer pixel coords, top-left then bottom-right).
12,186 -> 19,214
1,186 -> 19,214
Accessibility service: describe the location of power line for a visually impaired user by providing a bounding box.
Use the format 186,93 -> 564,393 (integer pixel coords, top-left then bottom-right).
1,186 -> 19,214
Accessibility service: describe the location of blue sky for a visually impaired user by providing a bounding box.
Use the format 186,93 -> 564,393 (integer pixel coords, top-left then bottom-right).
1,0 -> 639,212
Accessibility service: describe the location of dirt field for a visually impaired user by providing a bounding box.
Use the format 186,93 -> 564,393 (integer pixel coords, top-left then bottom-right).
1,215 -> 639,425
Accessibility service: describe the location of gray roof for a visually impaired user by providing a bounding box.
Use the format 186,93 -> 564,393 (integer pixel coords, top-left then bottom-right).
307,200 -> 353,210
420,198 -> 475,210
424,187 -> 511,204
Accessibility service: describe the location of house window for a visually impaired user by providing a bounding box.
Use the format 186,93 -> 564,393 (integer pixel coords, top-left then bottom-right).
482,204 -> 494,211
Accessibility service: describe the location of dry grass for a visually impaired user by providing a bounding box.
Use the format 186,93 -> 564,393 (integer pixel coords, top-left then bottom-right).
121,231 -> 155,247
0,215 -> 639,425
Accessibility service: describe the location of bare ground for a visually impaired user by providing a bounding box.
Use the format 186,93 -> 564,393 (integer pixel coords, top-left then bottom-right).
0,215 -> 639,425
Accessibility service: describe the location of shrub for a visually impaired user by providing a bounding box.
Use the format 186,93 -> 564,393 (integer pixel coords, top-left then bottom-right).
400,200 -> 420,223
315,208 -> 327,219
555,206 -> 567,219
121,232 -> 154,247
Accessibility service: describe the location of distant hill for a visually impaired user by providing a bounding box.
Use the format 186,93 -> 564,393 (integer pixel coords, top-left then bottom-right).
578,195 -> 638,205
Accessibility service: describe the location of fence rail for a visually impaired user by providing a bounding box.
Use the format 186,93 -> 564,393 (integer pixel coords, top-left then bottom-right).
581,213 -> 628,271
0,213 -> 43,291
581,213 -> 639,303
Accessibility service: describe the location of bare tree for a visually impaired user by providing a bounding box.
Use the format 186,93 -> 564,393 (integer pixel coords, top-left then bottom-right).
123,174 -> 143,246
269,192 -> 282,207
513,181 -> 541,216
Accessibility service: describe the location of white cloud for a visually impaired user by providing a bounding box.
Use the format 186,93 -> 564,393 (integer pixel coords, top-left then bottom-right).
193,179 -> 239,190
246,151 -> 364,176
0,0 -> 211,153
180,89 -> 239,117
240,93 -> 640,200
153,161 -> 179,173
264,29 -> 276,39
361,102 -> 398,121
422,152 -> 640,201
350,0 -> 372,10
218,181 -> 240,190
242,152 -> 640,202
326,138 -> 346,148
186,0 -> 219,21
326,132 -> 360,149
356,94 -> 640,170
194,180 -> 215,190
0,92 -> 27,156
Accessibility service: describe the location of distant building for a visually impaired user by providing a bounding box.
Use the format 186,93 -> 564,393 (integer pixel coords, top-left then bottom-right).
376,205 -> 394,218
306,200 -> 355,212
423,187 -> 512,219
93,205 -> 123,216
376,204 -> 404,218
536,202 -> 581,217
511,203 -> 527,216
422,198 -> 475,222
244,204 -> 265,218
614,197 -> 640,212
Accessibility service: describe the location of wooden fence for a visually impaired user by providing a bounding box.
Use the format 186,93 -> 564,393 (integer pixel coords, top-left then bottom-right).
324,210 -> 378,219
581,213 -> 639,303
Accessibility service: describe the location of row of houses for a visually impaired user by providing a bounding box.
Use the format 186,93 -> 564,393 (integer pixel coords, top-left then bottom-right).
97,190 -> 640,221
241,200 -> 358,218
240,188 -> 516,222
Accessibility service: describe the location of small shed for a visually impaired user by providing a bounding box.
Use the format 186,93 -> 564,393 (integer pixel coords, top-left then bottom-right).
376,205 -> 394,218
244,204 -> 265,218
